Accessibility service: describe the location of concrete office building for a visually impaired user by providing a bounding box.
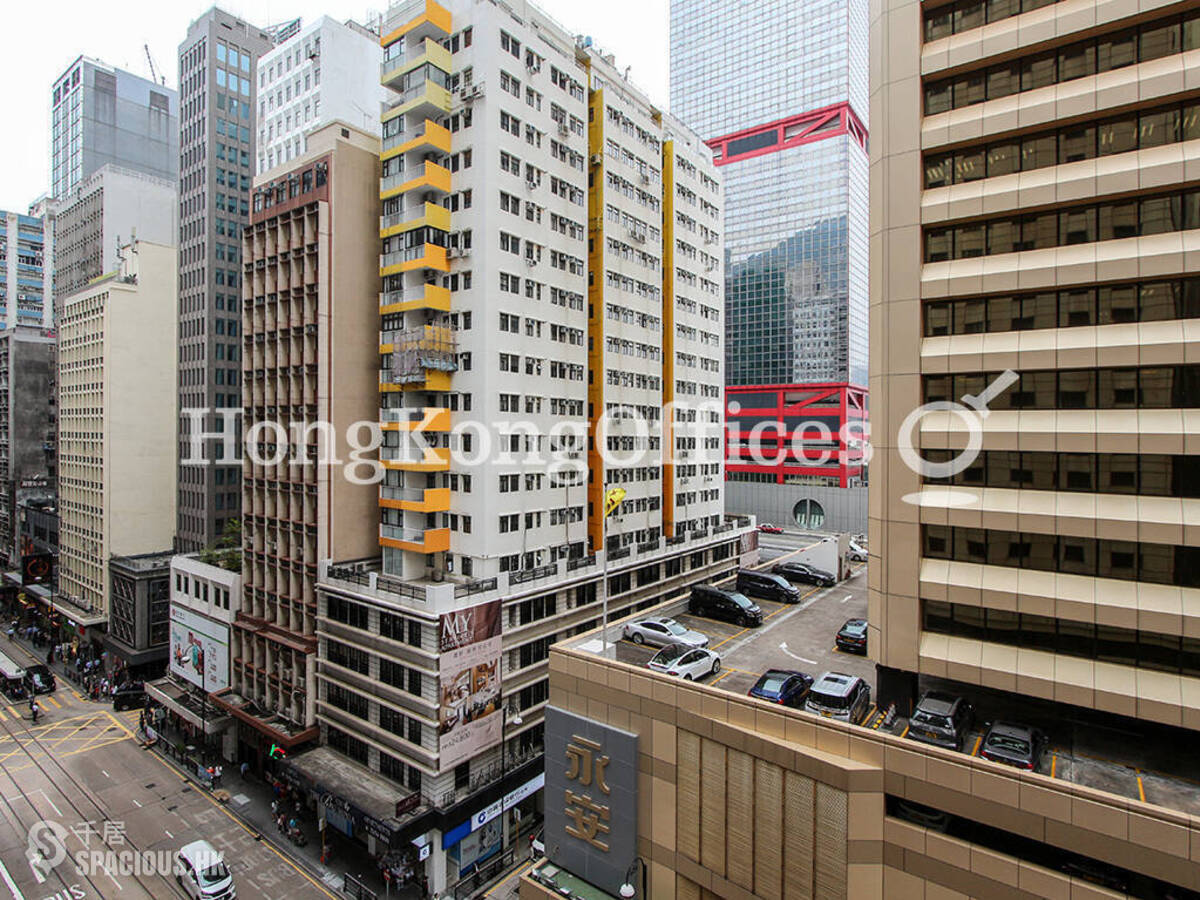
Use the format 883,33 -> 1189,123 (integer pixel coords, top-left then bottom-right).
56,240 -> 177,641
256,17 -> 386,175
49,165 -> 178,311
670,0 -> 869,389
107,550 -> 174,677
49,56 -> 178,203
285,2 -> 745,894
0,211 -> 51,328
217,121 -> 381,762
0,328 -> 56,567
176,8 -> 276,553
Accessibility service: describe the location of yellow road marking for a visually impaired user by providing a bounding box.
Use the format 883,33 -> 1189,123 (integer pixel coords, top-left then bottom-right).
6,706 -> 16,718
71,690 -> 83,701
710,670 -> 734,687
486,859 -> 536,897
1136,769 -> 1146,802
971,736 -> 982,757
0,709 -> 6,721
45,696 -> 61,709
1050,755 -> 1057,778
900,724 -> 909,738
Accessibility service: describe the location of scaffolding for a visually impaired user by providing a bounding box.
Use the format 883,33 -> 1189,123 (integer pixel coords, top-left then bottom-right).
389,325 -> 458,384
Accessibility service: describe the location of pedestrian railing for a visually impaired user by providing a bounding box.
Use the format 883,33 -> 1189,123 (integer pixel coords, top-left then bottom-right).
341,873 -> 377,900
452,847 -> 516,899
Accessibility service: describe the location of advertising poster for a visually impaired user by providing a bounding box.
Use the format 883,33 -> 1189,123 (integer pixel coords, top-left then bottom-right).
438,600 -> 502,769
169,606 -> 230,692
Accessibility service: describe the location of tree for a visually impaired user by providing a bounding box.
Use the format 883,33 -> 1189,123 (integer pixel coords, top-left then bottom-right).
198,518 -> 241,572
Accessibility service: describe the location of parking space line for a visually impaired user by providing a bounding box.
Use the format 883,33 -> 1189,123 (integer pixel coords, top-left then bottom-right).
1136,770 -> 1146,802
1050,755 -> 1057,778
710,627 -> 750,651
899,724 -> 909,738
710,670 -> 734,687
970,736 -> 982,757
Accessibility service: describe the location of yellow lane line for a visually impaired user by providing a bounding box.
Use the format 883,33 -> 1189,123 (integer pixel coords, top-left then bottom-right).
1050,755 -> 1057,779
710,670 -> 734,687
900,724 -> 909,738
6,706 -> 16,718
44,696 -> 61,709
971,736 -> 982,757
486,859 -> 536,897
1136,770 -> 1146,802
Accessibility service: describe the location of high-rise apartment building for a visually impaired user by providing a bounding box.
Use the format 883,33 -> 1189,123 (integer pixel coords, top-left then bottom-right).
177,9 -> 275,552
262,2 -> 746,894
670,0 -> 869,389
0,327 -> 56,567
50,56 -> 178,202
49,165 -> 178,312
219,121 -> 382,758
0,211 -> 50,328
57,240 -> 177,644
255,17 -> 385,175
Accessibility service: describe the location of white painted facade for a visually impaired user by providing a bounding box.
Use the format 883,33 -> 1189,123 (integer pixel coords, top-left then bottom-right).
256,17 -> 385,175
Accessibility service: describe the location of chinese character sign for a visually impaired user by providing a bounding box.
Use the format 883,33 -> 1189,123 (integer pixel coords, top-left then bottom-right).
544,706 -> 637,896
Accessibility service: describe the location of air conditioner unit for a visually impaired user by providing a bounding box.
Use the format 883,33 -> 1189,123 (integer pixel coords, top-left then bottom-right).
525,256 -> 537,267
640,172 -> 650,184
557,122 -> 569,136
447,247 -> 460,259
589,153 -> 602,166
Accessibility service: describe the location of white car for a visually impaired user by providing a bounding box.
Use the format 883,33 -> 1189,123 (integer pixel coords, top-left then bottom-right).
176,840 -> 235,899
621,617 -> 708,649
848,541 -> 868,562
647,643 -> 721,680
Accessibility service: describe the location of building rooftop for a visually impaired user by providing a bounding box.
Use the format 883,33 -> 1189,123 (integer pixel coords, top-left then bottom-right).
109,550 -> 176,572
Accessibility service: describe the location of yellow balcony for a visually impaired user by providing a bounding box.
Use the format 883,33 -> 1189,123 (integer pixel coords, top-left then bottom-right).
379,242 -> 449,277
379,486 -> 451,513
380,284 -> 451,315
380,407 -> 451,432
381,39 -> 452,90
382,120 -> 451,161
380,202 -> 450,239
380,160 -> 451,201
382,80 -> 451,126
380,525 -> 450,554
381,446 -> 451,472
378,324 -> 457,392
381,0 -> 451,49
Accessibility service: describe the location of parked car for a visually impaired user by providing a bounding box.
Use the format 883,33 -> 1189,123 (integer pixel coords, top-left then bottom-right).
757,523 -> 783,534
621,617 -> 708,649
176,839 -> 236,899
804,672 -> 871,724
111,681 -> 146,711
647,643 -> 721,680
835,618 -> 869,654
772,561 -> 836,587
748,669 -> 814,708
847,541 -> 868,562
979,721 -> 1047,771
906,691 -> 974,752
24,664 -> 56,695
888,797 -> 953,833
689,584 -> 763,627
736,569 -> 801,603
529,827 -> 545,859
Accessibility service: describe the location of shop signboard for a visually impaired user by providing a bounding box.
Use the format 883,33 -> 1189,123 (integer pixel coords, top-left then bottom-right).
437,600 -> 502,769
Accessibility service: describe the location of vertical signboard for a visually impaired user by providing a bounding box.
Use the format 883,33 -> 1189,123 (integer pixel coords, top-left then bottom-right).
437,600 -> 502,769
169,606 -> 230,692
543,706 -> 638,896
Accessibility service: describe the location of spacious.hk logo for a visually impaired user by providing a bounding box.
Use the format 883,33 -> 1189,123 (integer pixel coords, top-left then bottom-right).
25,818 -> 198,883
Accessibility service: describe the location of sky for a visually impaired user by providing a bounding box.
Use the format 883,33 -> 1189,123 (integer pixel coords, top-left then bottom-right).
1,0 -> 670,214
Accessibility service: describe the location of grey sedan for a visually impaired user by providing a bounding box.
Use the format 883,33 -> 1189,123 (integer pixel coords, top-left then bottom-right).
621,617 -> 709,649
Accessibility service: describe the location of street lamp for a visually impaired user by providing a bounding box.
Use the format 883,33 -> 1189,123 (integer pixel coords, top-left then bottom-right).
619,857 -> 647,899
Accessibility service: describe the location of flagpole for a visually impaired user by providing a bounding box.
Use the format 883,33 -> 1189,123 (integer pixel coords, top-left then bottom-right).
601,494 -> 609,656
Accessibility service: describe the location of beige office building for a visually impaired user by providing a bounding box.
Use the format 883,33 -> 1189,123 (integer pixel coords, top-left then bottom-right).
57,239 -> 177,624
219,121 -> 381,755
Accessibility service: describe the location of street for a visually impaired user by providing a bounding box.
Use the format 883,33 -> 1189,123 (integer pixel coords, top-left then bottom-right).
0,639 -> 339,900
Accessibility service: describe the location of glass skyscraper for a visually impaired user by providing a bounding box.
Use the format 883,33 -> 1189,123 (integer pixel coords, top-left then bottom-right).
670,0 -> 869,387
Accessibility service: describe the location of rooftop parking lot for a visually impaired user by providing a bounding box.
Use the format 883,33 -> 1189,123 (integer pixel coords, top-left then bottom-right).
600,537 -> 1200,819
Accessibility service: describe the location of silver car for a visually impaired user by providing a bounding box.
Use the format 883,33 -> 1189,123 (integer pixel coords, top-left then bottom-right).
621,617 -> 708,649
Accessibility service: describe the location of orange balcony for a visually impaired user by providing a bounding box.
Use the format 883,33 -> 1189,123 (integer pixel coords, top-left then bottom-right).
381,0 -> 451,50
379,486 -> 451,513
380,525 -> 451,554
381,446 -> 451,472
380,407 -> 451,432
379,242 -> 449,277
379,283 -> 451,315
381,119 -> 451,161
380,160 -> 451,202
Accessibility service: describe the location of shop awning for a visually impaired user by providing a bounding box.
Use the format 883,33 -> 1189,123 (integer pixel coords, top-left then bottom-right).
282,747 -> 427,848
145,678 -> 231,735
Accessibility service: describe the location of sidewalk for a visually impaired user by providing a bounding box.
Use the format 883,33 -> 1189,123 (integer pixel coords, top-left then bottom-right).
144,732 -> 422,900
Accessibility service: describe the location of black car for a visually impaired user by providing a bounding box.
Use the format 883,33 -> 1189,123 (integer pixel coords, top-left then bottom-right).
748,669 -> 813,708
689,584 -> 763,627
24,665 -> 56,695
772,561 -> 836,587
835,618 -> 868,654
905,691 -> 974,752
979,721 -> 1047,771
112,681 -> 145,711
736,569 -> 801,603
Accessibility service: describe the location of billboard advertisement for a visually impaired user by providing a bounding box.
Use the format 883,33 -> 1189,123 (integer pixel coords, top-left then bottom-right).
438,600 -> 502,770
169,606 -> 230,692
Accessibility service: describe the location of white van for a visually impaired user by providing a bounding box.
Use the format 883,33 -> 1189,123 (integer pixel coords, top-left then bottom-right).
176,840 -> 236,899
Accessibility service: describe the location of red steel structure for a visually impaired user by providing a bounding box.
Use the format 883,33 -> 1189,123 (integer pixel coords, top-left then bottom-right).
706,101 -> 868,168
725,383 -> 868,488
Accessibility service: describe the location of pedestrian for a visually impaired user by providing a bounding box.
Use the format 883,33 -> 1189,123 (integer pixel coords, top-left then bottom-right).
271,799 -> 278,817
271,781 -> 281,801
240,761 -> 249,780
